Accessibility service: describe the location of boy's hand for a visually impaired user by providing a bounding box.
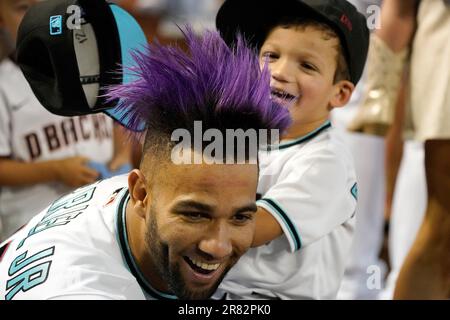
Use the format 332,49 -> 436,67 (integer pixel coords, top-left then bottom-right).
54,157 -> 99,187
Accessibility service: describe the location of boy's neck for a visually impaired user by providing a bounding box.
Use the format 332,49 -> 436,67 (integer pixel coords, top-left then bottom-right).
282,117 -> 330,140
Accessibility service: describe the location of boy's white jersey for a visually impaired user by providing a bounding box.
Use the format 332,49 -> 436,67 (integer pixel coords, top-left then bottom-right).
219,121 -> 358,299
0,174 -> 177,300
0,59 -> 114,239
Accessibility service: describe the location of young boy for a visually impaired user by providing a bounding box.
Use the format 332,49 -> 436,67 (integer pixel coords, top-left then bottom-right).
215,0 -> 370,299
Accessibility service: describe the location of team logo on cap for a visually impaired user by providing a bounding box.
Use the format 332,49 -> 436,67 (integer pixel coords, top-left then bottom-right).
50,15 -> 63,35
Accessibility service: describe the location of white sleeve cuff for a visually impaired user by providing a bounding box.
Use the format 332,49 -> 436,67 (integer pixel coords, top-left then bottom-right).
257,198 -> 302,252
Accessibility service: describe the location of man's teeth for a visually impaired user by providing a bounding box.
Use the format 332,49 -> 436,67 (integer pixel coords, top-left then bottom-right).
188,257 -> 220,271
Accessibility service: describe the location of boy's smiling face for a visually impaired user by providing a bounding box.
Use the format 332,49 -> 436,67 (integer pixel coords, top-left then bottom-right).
259,25 -> 353,138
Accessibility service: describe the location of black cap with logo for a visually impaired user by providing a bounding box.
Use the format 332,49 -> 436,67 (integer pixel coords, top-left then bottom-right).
216,0 -> 370,85
16,0 -> 147,130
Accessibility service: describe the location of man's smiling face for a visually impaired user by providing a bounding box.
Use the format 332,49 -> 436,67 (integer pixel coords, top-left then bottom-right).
142,153 -> 258,299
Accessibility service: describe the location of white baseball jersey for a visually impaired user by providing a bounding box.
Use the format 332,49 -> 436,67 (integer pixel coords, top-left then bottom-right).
0,58 -> 114,240
0,174 -> 178,300
217,121 -> 358,299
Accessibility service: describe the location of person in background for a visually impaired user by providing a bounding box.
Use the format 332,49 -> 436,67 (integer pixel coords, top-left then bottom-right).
349,0 -> 450,299
0,0 -> 132,241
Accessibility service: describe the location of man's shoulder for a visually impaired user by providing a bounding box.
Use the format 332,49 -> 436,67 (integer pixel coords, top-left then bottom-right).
0,241 -> 140,300
0,177 -> 136,300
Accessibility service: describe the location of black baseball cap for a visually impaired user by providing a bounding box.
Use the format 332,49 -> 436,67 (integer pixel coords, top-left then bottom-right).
16,0 -> 147,131
216,0 -> 370,85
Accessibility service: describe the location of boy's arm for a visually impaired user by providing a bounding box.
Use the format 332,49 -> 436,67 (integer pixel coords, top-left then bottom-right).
0,157 -> 99,188
251,150 -> 355,252
252,207 -> 282,247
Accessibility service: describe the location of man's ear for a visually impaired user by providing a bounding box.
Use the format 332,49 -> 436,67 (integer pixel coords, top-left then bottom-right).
330,80 -> 355,109
128,169 -> 149,219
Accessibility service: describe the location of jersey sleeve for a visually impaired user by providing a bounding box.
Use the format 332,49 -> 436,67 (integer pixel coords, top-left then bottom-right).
256,149 -> 357,252
0,89 -> 12,157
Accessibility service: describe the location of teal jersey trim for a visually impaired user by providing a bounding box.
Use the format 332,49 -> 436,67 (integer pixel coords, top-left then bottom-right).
257,198 -> 302,251
264,120 -> 332,151
351,183 -> 358,200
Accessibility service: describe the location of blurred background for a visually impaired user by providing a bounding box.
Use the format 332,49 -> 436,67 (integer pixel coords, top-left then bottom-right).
110,0 -> 224,49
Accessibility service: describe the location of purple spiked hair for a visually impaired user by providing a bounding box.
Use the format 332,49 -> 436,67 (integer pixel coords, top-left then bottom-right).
106,27 -> 290,151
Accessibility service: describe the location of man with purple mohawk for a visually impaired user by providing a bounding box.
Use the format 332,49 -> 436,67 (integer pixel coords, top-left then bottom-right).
0,29 -> 290,300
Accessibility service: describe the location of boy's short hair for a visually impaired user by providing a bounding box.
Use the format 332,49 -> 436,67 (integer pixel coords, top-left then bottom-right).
262,15 -> 351,83
216,0 -> 370,85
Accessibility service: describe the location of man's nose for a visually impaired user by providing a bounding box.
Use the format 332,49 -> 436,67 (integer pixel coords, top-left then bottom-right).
198,222 -> 233,260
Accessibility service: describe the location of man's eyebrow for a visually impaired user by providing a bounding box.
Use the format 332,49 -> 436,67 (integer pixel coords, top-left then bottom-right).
236,203 -> 258,214
172,200 -> 214,212
172,200 -> 257,214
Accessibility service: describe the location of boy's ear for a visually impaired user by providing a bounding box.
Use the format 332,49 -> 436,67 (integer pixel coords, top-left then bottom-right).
330,80 -> 355,109
128,169 -> 149,219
